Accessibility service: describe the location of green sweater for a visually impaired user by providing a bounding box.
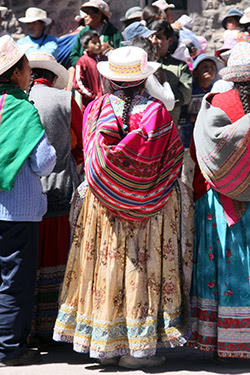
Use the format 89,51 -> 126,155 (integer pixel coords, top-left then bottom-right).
70,22 -> 123,67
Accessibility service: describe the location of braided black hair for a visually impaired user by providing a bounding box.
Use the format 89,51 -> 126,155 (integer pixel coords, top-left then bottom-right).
122,89 -> 133,130
234,81 -> 250,114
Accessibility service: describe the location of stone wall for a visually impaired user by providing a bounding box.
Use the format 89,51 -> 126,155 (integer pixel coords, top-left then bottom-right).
187,0 -> 249,53
1,0 -> 248,53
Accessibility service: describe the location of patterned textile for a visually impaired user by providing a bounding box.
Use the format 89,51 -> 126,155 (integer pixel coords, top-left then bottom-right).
83,93 -> 184,221
194,92 -> 250,225
0,83 -> 44,191
189,189 -> 250,358
69,181 -> 88,244
53,186 -> 192,358
31,216 -> 70,338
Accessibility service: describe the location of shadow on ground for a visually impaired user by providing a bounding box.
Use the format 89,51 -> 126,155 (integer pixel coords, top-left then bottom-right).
40,342 -> 250,374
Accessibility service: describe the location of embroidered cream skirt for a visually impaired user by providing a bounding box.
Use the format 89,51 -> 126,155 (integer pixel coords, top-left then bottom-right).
53,183 -> 193,358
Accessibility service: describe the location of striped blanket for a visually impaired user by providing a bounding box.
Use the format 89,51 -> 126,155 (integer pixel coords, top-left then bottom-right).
83,94 -> 184,221
194,93 -> 250,225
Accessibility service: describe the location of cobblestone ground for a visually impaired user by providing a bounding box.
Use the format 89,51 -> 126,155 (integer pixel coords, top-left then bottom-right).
1,344 -> 250,375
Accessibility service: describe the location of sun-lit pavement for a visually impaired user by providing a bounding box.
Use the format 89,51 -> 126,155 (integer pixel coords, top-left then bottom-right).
1,344 -> 250,375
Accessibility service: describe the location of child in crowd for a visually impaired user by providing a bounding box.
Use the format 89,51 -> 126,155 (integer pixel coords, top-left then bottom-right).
178,54 -> 219,189
179,54 -> 219,149
221,9 -> 243,49
73,30 -> 107,112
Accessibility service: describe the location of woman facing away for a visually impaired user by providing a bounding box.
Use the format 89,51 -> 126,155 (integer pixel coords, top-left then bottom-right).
26,52 -> 82,348
53,46 -> 194,369
0,36 -> 56,367
189,42 -> 250,360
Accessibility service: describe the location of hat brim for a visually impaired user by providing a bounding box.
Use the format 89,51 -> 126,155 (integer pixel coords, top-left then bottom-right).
158,4 -> 175,10
240,15 -> 250,24
97,61 -> 160,82
193,55 -> 221,71
121,29 -> 156,45
18,16 -> 52,26
222,14 -> 241,29
120,12 -> 142,22
220,65 -> 250,82
0,43 -> 31,75
28,59 -> 69,89
80,2 -> 111,19
215,48 -> 230,57
152,1 -> 175,10
0,6 -> 7,13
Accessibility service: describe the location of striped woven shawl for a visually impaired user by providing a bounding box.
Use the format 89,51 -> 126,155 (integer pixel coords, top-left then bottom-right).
83,94 -> 184,221
194,93 -> 250,226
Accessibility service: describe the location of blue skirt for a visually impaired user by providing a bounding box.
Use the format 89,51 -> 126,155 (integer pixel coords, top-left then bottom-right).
189,188 -> 250,358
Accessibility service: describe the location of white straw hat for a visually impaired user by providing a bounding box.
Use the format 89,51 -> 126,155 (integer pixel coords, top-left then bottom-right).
81,0 -> 111,19
75,10 -> 86,22
97,46 -> 160,82
240,7 -> 250,24
0,6 -> 8,14
0,35 -> 30,76
28,52 -> 69,89
18,7 -> 52,26
152,0 -> 175,11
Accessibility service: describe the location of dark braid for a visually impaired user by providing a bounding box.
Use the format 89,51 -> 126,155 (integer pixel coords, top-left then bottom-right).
122,88 -> 133,129
234,81 -> 250,114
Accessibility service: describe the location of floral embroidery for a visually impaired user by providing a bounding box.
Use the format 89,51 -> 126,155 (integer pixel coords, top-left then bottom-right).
85,239 -> 95,260
65,270 -> 77,288
163,239 -> 174,259
208,281 -> 215,288
147,274 -> 161,294
93,285 -> 106,309
208,252 -> 214,260
114,290 -> 124,311
162,279 -> 177,295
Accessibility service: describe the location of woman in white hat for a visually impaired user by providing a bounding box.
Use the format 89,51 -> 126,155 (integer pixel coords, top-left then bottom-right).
17,7 -> 58,59
66,0 -> 123,92
26,52 -> 83,348
53,46 -> 193,369
0,36 -> 56,366
189,42 -> 250,360
69,0 -> 123,67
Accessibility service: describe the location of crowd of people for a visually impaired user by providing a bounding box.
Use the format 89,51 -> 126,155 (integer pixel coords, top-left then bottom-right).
0,0 -> 250,368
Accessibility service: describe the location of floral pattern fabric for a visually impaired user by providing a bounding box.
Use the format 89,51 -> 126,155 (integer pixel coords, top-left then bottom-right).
53,185 -> 193,358
189,188 -> 250,358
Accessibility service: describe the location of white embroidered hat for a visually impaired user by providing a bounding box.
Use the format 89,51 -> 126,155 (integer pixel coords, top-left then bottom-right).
97,46 -> 160,82
28,52 -> 69,89
220,42 -> 250,82
18,7 -> 52,26
0,35 -> 30,76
